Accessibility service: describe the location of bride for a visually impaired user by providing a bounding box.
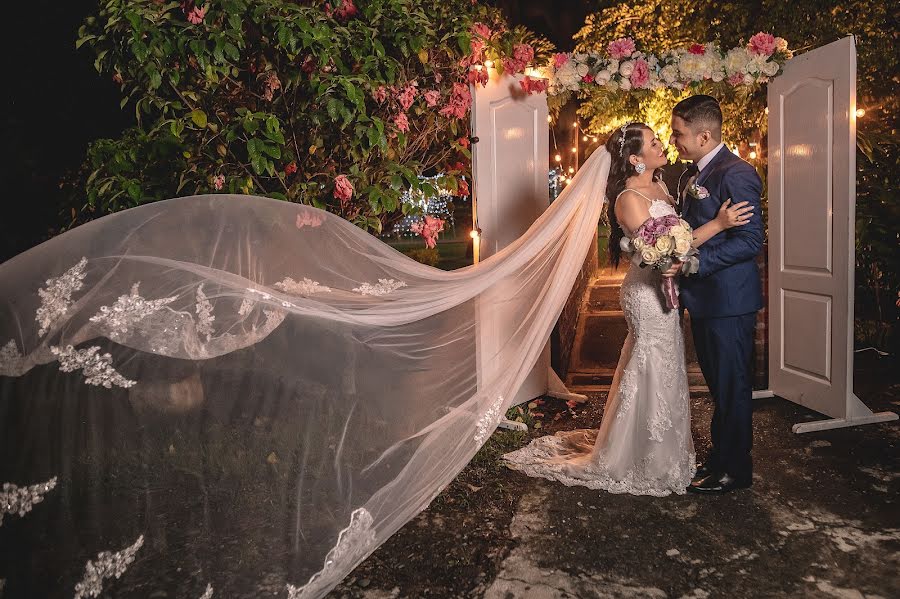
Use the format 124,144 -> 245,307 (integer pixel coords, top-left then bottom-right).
502,122 -> 753,496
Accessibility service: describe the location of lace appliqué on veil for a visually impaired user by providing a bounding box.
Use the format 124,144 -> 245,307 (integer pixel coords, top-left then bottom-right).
0,476 -> 57,526
474,395 -> 505,445
74,535 -> 144,599
36,257 -> 88,336
286,508 -> 376,599
89,283 -> 178,341
195,285 -> 215,342
274,277 -> 332,296
353,279 -> 407,296
0,340 -> 24,377
51,345 -> 136,389
199,583 -> 214,599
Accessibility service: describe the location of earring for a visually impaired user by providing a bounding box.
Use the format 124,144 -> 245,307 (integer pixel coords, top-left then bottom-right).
635,162 -> 646,174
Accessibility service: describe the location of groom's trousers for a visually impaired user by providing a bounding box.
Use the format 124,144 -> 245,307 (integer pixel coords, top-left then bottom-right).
690,313 -> 757,482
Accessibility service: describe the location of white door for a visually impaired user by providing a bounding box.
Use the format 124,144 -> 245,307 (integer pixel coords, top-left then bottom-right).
768,36 -> 896,432
471,70 -> 550,408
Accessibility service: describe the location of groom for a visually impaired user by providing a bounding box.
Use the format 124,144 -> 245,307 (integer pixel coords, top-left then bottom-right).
667,95 -> 764,494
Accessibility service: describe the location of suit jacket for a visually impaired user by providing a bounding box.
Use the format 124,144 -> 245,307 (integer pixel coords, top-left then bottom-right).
679,147 -> 764,319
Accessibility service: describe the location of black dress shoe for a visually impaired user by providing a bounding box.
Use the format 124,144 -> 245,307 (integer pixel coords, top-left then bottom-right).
693,461 -> 716,482
687,472 -> 752,495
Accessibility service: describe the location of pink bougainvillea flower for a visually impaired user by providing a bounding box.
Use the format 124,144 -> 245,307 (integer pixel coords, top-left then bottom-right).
607,37 -> 636,60
630,58 -> 650,89
748,32 -> 777,56
456,179 -> 470,197
333,175 -> 354,203
331,0 -> 358,20
469,38 -> 486,62
439,83 -> 472,120
398,83 -> 417,111
688,43 -> 706,55
393,112 -> 410,133
372,85 -> 388,103
186,5 -> 206,24
296,209 -> 324,229
471,22 -> 492,39
520,75 -> 548,95
213,175 -> 225,191
423,89 -> 441,107
284,161 -> 298,176
468,67 -> 488,87
552,53 -> 569,69
411,215 -> 445,249
513,43 -> 535,66
457,136 -> 470,149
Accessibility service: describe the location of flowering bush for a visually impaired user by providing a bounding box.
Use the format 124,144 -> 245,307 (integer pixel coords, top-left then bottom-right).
75,0 -> 549,234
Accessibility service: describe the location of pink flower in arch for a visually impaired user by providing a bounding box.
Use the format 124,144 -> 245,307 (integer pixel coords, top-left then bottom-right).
468,66 -> 488,86
423,89 -> 441,107
607,37 -> 636,60
520,76 -> 548,95
513,43 -> 535,66
398,83 -> 417,111
630,58 -> 650,89
728,73 -> 744,86
748,32 -> 777,56
582,74 -> 594,84
552,53 -> 570,69
212,175 -> 225,191
439,83 -> 472,120
333,175 -> 354,203
410,216 -> 445,249
688,43 -> 706,55
373,86 -> 388,103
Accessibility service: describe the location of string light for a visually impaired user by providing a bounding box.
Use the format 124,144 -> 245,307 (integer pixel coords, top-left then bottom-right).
582,135 -> 588,141
554,154 -> 562,162
568,166 -> 575,174
484,59 -> 494,69
749,151 -> 758,159
573,121 -> 578,127
389,173 -> 457,237
547,115 -> 553,123
571,147 -> 577,153
469,228 -> 481,239
856,108 -> 866,118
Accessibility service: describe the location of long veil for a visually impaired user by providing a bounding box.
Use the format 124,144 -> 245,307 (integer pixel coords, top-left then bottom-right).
0,148 -> 610,598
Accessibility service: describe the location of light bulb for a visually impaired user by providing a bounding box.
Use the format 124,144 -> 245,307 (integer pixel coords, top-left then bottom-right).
484,60 -> 494,69
469,229 -> 479,239
568,166 -> 575,174
547,115 -> 552,123
856,108 -> 865,118
571,147 -> 577,153
554,154 -> 562,162
749,151 -> 757,159
573,122 -> 578,127
582,135 -> 588,141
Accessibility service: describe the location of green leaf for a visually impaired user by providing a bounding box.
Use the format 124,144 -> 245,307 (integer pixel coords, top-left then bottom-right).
190,110 -> 208,128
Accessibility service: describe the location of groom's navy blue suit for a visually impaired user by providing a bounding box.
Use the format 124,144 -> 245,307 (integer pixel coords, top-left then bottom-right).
680,146 -> 763,483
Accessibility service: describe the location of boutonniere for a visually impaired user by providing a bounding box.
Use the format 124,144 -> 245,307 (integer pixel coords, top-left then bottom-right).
687,183 -> 710,200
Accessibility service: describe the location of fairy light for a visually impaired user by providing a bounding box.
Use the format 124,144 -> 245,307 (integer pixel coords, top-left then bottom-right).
568,166 -> 575,174
547,115 -> 553,123
749,151 -> 758,159
856,108 -> 865,118
554,154 -> 562,162
469,229 -> 481,239
570,147 -> 577,153
389,173 -> 457,237
484,59 -> 494,69
582,135 -> 588,141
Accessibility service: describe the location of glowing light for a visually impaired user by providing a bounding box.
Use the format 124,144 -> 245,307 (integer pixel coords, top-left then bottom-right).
573,122 -> 578,128
571,147 -> 577,153
484,59 -> 494,69
765,107 -> 769,115
749,151 -> 758,159
554,154 -> 562,162
582,135 -> 588,141
547,115 -> 552,123
470,229 -> 480,239
568,166 -> 575,174
856,108 -> 866,118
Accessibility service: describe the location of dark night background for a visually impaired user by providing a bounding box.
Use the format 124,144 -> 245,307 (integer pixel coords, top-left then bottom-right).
0,1 -> 592,263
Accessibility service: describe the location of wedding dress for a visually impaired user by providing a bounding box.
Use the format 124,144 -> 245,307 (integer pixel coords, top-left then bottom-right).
502,195 -> 696,497
0,150 -> 610,597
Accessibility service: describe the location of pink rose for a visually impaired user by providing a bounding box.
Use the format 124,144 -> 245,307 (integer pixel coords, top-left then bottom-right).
471,23 -> 492,39
688,43 -> 706,56
423,89 -> 441,107
748,32 -> 777,56
393,112 -> 410,133
553,53 -> 569,69
186,5 -> 206,24
333,175 -> 354,203
607,37 -> 636,60
629,58 -> 650,89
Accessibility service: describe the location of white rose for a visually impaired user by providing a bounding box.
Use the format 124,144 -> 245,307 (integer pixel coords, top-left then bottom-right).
711,69 -> 725,82
660,65 -> 678,83
576,62 -> 590,78
762,61 -> 780,76
619,79 -> 632,91
608,59 -> 619,72
655,235 -> 675,253
632,236 -> 646,250
679,218 -> 691,229
640,247 -> 662,265
725,47 -> 750,75
619,60 -> 635,77
675,237 -> 692,255
595,69 -> 612,84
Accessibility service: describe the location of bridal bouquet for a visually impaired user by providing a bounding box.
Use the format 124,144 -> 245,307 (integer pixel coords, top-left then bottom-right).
619,215 -> 699,309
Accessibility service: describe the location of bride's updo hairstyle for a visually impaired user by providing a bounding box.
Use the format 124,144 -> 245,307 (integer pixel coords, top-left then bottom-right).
604,122 -> 659,268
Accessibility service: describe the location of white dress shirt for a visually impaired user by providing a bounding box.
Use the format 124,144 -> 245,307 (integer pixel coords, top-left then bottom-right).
696,141 -> 726,172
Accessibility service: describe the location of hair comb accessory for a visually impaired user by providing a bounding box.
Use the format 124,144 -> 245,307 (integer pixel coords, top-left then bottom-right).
618,122 -> 632,155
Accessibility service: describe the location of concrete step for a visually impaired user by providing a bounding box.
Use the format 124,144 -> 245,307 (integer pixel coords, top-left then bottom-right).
586,284 -> 620,312
569,313 -> 628,371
